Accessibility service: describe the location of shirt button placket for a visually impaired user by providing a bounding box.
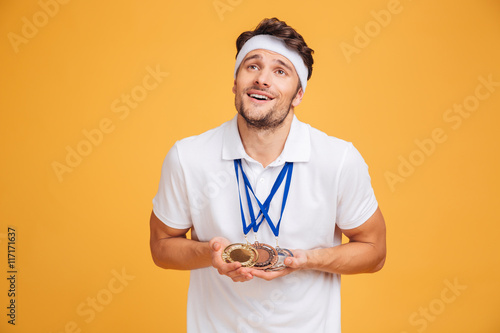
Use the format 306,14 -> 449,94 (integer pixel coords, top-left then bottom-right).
255,173 -> 268,204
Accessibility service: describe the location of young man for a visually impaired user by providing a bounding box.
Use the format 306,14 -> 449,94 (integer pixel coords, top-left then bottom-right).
150,18 -> 386,333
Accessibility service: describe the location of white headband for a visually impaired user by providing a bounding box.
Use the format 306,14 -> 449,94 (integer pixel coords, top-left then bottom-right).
234,34 -> 308,92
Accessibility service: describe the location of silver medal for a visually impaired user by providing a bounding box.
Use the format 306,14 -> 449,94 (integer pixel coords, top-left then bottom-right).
265,247 -> 294,271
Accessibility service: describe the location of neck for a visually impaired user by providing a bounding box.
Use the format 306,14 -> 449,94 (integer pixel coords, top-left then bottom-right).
237,111 -> 294,168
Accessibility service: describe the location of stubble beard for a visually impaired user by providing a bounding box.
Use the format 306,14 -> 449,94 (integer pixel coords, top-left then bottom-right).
236,94 -> 294,132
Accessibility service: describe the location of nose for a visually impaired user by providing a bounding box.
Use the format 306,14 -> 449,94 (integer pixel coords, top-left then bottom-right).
254,69 -> 271,88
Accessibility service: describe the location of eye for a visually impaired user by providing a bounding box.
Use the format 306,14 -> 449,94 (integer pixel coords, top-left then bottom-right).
248,65 -> 258,70
276,69 -> 286,76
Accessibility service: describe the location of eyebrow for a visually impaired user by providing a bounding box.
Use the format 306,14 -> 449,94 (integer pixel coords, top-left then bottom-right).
242,54 -> 295,73
242,54 -> 262,64
274,59 -> 294,73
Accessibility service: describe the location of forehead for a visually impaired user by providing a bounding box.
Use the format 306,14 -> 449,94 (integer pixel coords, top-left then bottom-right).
242,49 -> 297,73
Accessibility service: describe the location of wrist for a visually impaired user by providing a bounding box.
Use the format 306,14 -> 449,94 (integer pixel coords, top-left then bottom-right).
304,248 -> 335,272
304,249 -> 315,270
194,241 -> 212,263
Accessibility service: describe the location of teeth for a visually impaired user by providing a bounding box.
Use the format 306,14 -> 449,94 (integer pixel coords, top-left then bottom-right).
249,94 -> 270,100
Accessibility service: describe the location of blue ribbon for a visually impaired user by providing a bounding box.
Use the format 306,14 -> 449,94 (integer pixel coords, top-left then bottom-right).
234,159 -> 293,237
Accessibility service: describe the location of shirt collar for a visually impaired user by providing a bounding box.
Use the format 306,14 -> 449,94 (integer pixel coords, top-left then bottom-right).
222,114 -> 311,165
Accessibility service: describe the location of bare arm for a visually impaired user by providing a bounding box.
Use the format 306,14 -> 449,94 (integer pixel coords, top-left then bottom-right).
149,211 -> 256,281
151,206 -> 385,280
303,206 -> 386,274
149,211 -> 212,270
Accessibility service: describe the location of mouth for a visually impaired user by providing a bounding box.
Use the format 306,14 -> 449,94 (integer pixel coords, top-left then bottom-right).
246,90 -> 275,102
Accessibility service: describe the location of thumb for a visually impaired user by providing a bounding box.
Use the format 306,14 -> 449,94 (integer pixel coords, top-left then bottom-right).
212,242 -> 221,251
285,256 -> 301,269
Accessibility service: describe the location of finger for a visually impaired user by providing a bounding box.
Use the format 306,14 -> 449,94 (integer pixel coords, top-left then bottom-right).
216,261 -> 241,275
231,274 -> 253,282
211,247 -> 230,265
229,268 -> 254,282
284,257 -> 297,268
209,237 -> 230,253
250,268 -> 290,281
212,242 -> 221,251
284,255 -> 305,269
227,267 -> 253,280
216,267 -> 253,282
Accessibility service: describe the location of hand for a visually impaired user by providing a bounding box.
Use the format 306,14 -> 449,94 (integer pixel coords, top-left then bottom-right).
249,249 -> 309,281
208,237 -> 255,282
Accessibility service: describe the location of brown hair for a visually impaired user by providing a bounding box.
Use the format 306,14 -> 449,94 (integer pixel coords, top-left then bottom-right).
236,17 -> 314,82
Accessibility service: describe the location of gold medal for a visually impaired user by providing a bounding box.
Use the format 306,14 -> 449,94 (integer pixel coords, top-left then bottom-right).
252,242 -> 278,270
222,243 -> 258,267
265,247 -> 294,271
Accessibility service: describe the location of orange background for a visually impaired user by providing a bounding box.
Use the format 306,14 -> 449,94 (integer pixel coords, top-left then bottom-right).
1,0 -> 499,332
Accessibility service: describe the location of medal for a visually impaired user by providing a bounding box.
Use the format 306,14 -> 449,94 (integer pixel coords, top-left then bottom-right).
265,247 -> 294,271
252,242 -> 278,270
222,243 -> 258,267
223,160 -> 294,270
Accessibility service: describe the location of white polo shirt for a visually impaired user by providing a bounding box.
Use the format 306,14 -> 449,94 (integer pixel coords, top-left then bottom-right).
153,115 -> 378,333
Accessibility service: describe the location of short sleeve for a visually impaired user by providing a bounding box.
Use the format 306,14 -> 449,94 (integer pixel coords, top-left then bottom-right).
335,143 -> 378,230
152,143 -> 193,229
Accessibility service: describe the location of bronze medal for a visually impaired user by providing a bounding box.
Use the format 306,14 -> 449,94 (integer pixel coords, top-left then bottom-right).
252,242 -> 278,270
222,243 -> 258,267
265,247 -> 294,271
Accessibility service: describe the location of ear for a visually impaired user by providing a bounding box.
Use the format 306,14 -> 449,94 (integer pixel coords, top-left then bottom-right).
232,79 -> 237,94
291,87 -> 304,107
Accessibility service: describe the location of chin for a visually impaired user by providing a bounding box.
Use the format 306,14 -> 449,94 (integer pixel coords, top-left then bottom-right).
240,107 -> 273,123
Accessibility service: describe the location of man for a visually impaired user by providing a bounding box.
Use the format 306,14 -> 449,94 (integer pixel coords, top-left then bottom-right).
150,17 -> 386,333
